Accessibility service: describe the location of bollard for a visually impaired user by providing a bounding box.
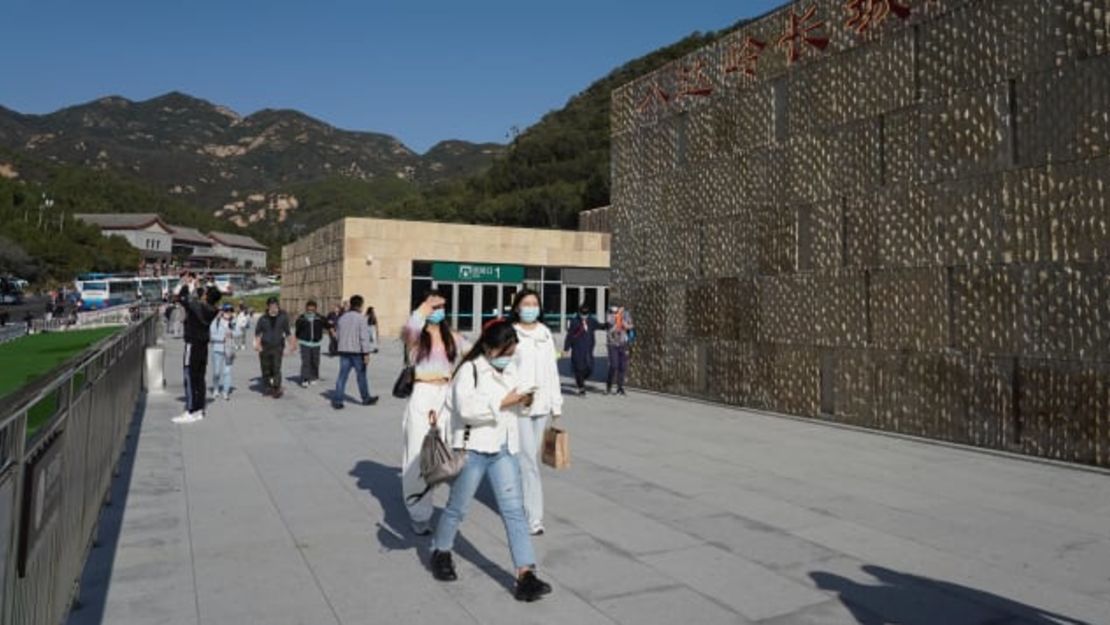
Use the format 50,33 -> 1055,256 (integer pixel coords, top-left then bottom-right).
144,346 -> 166,392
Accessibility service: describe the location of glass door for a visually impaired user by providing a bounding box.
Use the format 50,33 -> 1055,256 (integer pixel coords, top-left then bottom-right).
501,284 -> 518,318
481,284 -> 500,327
455,283 -> 476,333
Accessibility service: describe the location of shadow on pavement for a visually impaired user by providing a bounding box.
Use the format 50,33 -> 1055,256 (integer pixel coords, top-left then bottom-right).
810,565 -> 1093,625
66,398 -> 147,625
349,460 -> 516,593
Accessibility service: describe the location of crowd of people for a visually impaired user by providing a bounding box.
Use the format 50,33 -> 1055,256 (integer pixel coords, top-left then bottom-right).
165,280 -> 635,602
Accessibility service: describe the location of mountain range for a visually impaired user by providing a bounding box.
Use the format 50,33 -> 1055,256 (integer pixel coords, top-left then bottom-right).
0,92 -> 503,228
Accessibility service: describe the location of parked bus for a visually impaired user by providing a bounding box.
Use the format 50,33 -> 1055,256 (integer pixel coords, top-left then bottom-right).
137,277 -> 163,302
75,274 -> 139,310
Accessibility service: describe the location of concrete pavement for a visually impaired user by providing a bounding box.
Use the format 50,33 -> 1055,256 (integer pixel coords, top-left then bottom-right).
67,334 -> 1110,625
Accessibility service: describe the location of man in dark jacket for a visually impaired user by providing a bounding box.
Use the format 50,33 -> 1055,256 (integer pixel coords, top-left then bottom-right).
295,300 -> 326,387
255,296 -> 294,398
173,276 -> 221,423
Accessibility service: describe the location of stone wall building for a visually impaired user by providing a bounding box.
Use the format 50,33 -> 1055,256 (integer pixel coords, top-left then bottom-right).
282,218 -> 610,335
610,0 -> 1110,467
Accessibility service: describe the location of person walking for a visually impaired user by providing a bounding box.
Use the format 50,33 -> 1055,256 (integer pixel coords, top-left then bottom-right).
209,303 -> 236,400
173,277 -> 221,424
509,290 -> 562,536
605,302 -> 635,396
295,300 -> 326,387
563,304 -> 607,396
254,297 -> 295,398
326,304 -> 341,356
366,305 -> 380,354
401,290 -> 466,535
332,295 -> 377,408
233,304 -> 251,351
429,320 -> 553,602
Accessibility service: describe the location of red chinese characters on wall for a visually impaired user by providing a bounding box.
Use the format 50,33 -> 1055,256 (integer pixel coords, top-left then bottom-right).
724,36 -> 768,78
636,80 -> 671,114
844,0 -> 912,35
677,59 -> 714,98
776,4 -> 830,64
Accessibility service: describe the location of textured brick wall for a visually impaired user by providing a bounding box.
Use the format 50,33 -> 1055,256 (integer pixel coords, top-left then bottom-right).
281,220 -> 346,314
611,0 -> 1110,467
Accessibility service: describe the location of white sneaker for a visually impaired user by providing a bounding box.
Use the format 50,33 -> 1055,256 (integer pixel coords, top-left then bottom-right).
172,411 -> 203,424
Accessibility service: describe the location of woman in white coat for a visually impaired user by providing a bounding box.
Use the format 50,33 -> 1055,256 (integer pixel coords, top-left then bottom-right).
509,289 -> 563,536
429,320 -> 553,602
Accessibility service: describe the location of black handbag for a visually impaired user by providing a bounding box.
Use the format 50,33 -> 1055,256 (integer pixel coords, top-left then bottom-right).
393,345 -> 415,398
392,365 -> 415,399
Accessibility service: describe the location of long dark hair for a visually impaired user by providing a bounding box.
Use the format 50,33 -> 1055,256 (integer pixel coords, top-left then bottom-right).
456,320 -> 518,375
508,288 -> 542,324
416,289 -> 457,362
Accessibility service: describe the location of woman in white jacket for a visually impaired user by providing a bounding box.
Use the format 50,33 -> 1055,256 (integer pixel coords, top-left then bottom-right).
509,289 -> 563,535
429,320 -> 553,602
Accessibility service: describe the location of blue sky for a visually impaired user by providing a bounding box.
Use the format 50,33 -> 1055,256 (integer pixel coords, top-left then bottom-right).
2,0 -> 782,153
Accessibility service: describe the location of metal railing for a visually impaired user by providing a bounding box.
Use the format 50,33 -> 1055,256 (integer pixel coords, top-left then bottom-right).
0,327 -> 24,345
0,314 -> 157,625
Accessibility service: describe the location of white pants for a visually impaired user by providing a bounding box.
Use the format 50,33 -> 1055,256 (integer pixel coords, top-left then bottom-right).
517,413 -> 549,530
402,382 -> 450,523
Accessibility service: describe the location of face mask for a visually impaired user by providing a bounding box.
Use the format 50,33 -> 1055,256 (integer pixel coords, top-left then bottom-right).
519,306 -> 540,323
427,308 -> 446,324
489,355 -> 512,371
305,312 -> 316,320
580,311 -> 589,318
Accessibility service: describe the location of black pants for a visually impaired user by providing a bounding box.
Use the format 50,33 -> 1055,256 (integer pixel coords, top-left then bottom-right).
260,344 -> 284,391
574,368 -> 590,390
300,344 -> 321,382
183,341 -> 208,413
328,334 -> 338,356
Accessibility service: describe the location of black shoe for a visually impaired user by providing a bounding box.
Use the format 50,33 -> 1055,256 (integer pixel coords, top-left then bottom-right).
431,550 -> 457,582
362,396 -> 379,406
332,402 -> 344,410
514,570 -> 552,602
617,388 -> 627,396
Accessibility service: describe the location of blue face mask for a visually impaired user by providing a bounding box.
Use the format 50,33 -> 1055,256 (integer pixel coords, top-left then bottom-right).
519,306 -> 540,324
427,309 -> 446,324
305,312 -> 316,320
490,355 -> 512,371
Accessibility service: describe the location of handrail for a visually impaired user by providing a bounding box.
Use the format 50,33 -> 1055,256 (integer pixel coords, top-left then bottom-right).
0,312 -> 157,625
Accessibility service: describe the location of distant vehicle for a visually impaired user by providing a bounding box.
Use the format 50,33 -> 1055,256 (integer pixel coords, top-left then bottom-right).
213,274 -> 239,295
0,276 -> 24,305
264,274 -> 281,285
75,273 -> 140,310
137,277 -> 163,302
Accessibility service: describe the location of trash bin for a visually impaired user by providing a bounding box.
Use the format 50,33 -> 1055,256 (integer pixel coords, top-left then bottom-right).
144,346 -> 165,392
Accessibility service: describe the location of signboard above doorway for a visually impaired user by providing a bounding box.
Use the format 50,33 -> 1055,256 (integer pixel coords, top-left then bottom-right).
432,262 -> 525,284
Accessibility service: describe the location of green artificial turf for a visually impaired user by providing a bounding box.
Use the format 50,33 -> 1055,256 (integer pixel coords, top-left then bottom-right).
0,327 -> 121,437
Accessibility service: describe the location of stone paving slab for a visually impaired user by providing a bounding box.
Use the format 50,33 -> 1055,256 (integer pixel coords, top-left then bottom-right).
67,335 -> 1110,625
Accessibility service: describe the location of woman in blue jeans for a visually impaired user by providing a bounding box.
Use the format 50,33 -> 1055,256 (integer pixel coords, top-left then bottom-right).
430,320 -> 553,602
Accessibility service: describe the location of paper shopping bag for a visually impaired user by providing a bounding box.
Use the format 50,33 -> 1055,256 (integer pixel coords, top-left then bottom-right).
542,425 -> 570,469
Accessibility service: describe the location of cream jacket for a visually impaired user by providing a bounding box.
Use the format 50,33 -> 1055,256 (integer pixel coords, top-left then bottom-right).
512,323 -> 564,417
444,356 -> 520,454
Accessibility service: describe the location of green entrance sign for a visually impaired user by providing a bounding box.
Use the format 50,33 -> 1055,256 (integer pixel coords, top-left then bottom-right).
432,262 -> 525,284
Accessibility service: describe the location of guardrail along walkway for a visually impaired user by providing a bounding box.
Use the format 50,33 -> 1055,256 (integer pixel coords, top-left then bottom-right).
68,337 -> 1110,625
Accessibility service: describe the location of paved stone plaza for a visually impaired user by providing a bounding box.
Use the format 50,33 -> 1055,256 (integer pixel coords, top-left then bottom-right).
68,336 -> 1110,625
